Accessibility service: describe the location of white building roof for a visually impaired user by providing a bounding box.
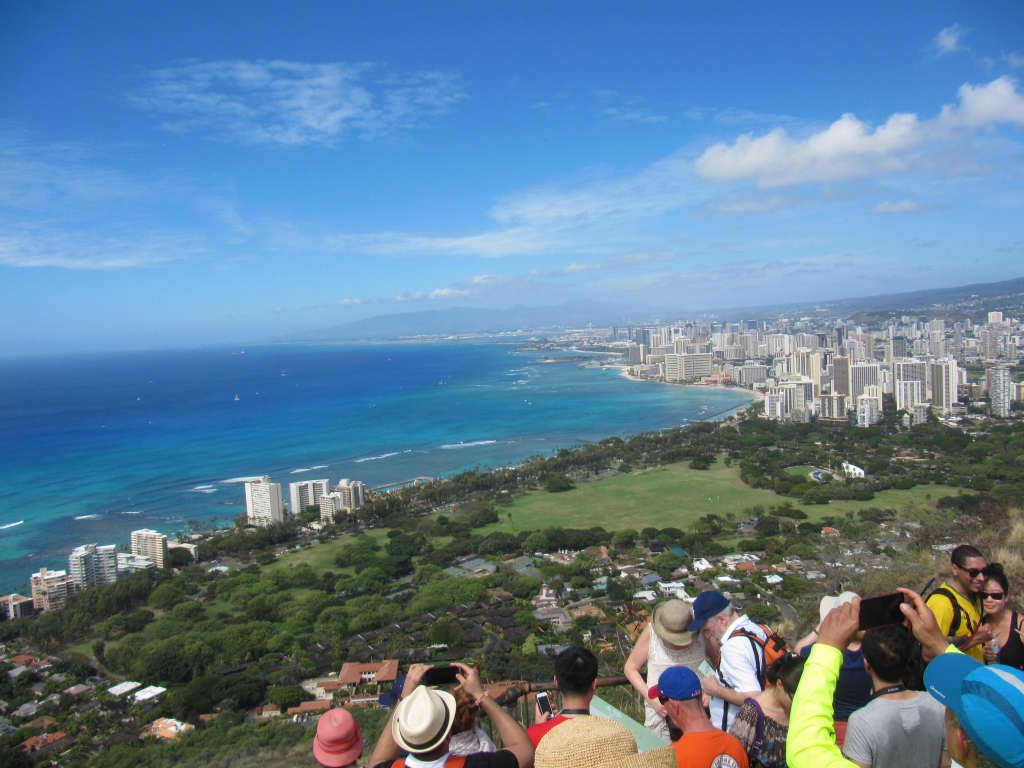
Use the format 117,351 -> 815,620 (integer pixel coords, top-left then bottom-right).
108,681 -> 142,696
133,685 -> 167,702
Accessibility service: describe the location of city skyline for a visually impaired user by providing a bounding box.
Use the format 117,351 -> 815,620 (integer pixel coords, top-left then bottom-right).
2,2 -> 1024,355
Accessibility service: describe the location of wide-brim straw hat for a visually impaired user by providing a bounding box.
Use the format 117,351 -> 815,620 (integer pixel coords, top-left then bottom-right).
392,685 -> 458,754
313,707 -> 364,767
651,599 -> 697,646
535,715 -> 676,768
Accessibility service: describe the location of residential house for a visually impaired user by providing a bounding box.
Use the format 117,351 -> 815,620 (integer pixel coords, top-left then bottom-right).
141,717 -> 195,740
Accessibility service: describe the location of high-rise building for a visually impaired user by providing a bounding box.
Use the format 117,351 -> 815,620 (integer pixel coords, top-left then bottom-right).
857,394 -> 881,427
892,337 -> 908,358
991,367 -> 1013,418
896,380 -> 923,412
988,311 -> 1004,325
833,357 -> 851,397
670,353 -> 714,381
979,328 -> 1001,360
336,479 -> 366,511
863,385 -> 884,412
69,544 -> 97,590
96,544 -> 119,585
931,358 -> 959,415
894,361 -> 928,410
117,553 -> 157,574
818,393 -> 848,424
849,363 -> 880,402
289,479 -> 330,515
30,567 -> 75,612
2,593 -> 33,619
131,529 -> 168,569
245,476 -> 285,527
627,345 -> 646,365
318,493 -> 344,523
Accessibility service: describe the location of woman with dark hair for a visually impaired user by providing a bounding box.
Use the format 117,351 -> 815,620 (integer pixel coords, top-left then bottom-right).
727,654 -> 805,768
980,562 -> 1024,670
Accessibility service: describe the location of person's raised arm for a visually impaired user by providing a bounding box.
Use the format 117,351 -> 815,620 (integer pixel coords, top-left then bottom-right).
624,624 -> 666,718
793,626 -> 819,654
454,663 -> 535,768
786,598 -> 861,768
368,664 -> 432,768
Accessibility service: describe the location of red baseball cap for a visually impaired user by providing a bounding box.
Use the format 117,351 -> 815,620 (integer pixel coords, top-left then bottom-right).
313,708 -> 364,767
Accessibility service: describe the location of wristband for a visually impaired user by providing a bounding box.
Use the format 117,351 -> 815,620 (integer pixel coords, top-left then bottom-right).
475,691 -> 490,707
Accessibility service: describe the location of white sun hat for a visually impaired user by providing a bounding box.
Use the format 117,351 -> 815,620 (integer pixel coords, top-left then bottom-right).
392,685 -> 458,755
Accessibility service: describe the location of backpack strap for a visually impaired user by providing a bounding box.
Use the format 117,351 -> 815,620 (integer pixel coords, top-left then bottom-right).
932,587 -> 972,636
730,628 -> 768,689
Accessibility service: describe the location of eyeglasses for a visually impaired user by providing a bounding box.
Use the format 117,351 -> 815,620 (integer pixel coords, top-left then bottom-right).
980,591 -> 1006,600
958,567 -> 985,578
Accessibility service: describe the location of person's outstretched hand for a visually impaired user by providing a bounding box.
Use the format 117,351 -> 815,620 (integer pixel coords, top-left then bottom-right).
818,596 -> 860,651
898,588 -> 948,659
453,662 -> 485,700
402,664 -> 431,699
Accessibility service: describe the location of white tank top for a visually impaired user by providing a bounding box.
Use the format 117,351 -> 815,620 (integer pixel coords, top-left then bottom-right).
647,627 -> 706,690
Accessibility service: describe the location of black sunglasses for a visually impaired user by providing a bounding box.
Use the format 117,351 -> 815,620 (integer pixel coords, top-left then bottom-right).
959,567 -> 984,578
980,591 -> 1006,600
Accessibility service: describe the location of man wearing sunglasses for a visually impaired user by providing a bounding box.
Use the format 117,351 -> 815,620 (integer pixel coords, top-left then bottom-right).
924,544 -> 992,662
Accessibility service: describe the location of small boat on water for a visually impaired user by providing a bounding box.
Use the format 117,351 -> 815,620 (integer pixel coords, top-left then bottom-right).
234,394 -> 240,401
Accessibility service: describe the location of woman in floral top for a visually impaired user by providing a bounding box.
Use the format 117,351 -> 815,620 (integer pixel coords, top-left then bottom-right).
727,654 -> 805,768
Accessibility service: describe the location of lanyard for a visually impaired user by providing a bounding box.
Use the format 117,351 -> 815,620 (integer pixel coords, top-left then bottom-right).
559,709 -> 590,715
871,685 -> 906,699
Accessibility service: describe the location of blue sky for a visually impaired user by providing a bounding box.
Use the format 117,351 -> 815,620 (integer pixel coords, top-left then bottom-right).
2,2 -> 1023,354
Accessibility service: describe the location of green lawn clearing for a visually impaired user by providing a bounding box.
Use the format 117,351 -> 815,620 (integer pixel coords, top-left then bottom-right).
260,528 -> 391,574
786,465 -> 817,478
481,461 -> 951,535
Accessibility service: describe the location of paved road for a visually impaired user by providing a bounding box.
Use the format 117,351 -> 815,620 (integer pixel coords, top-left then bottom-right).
775,596 -> 800,624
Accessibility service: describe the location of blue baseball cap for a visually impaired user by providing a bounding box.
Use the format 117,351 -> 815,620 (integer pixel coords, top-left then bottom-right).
925,654 -> 1024,768
687,590 -> 731,632
648,665 -> 702,702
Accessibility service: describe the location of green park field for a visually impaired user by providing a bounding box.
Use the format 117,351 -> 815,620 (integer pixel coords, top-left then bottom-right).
482,462 -> 948,535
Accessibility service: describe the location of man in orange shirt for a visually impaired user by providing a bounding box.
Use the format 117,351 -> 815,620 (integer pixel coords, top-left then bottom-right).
650,666 -> 749,768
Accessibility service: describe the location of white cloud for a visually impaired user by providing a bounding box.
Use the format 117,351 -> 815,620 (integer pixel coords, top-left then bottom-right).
338,297 -> 366,306
871,199 -> 925,215
562,262 -> 597,273
394,291 -> 425,302
694,76 -> 1024,187
1005,52 -> 1024,69
129,59 -> 466,145
695,112 -> 920,186
428,288 -> 469,299
930,24 -> 969,56
937,76 -> 1024,128
0,228 -> 200,269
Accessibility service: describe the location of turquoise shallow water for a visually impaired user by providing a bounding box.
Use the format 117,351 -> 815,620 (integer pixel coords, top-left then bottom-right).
0,343 -> 751,591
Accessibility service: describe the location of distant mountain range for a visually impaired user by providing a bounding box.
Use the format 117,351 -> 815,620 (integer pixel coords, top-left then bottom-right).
286,276 -> 1024,342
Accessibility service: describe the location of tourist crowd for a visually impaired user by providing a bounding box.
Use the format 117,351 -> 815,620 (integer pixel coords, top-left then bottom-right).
311,544 -> 1024,768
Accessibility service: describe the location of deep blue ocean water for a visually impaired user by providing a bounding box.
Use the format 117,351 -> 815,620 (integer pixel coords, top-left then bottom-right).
0,343 -> 751,592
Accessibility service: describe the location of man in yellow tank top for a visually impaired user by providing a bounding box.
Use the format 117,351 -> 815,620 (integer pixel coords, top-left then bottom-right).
925,544 -> 991,662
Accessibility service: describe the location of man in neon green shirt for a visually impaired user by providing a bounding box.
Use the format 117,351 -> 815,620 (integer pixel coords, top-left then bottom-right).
787,589 -> 961,768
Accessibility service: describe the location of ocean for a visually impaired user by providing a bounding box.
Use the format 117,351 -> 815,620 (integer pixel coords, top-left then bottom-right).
0,343 -> 751,592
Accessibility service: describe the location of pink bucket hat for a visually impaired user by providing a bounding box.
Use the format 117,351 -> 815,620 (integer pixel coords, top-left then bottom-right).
313,708 -> 364,767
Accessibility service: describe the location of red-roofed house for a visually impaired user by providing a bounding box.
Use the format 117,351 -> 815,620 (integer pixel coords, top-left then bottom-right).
337,659 -> 399,687
822,527 -> 840,537
9,655 -> 36,667
287,700 -> 331,715
19,732 -> 69,756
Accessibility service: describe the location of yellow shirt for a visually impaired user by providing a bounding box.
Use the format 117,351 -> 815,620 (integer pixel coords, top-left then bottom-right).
926,582 -> 984,662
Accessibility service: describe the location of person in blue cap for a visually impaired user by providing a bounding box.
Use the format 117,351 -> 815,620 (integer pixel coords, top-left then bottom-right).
688,590 -> 768,732
926,653 -> 1024,768
648,665 -> 749,768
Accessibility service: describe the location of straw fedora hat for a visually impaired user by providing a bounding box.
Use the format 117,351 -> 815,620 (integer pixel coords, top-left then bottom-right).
313,708 -> 364,767
392,685 -> 458,754
535,715 -> 676,768
651,599 -> 696,646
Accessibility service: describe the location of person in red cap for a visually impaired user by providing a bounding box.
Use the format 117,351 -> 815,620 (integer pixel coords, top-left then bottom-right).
314,707 -> 365,768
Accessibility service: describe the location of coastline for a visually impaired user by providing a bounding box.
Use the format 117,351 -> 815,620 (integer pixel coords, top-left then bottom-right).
613,363 -> 762,413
